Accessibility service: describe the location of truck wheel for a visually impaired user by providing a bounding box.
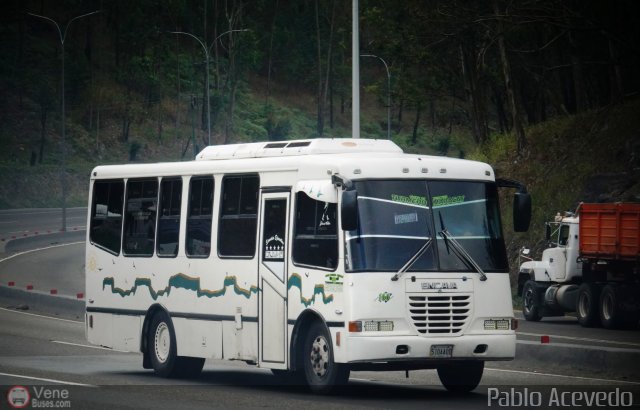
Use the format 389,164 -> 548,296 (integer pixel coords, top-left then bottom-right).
302,321 -> 350,394
600,285 -> 623,329
577,283 -> 600,327
522,280 -> 542,321
437,361 -> 484,393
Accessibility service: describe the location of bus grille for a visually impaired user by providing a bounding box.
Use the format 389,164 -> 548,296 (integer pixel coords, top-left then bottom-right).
407,294 -> 471,335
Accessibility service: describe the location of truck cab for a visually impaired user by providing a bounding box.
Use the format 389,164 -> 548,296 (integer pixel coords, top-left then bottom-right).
519,215 -> 581,287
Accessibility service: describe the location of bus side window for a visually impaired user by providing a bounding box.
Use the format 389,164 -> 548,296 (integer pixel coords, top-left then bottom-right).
218,174 -> 259,258
157,177 -> 182,257
293,192 -> 338,270
186,176 -> 214,257
123,179 -> 158,257
90,180 -> 124,254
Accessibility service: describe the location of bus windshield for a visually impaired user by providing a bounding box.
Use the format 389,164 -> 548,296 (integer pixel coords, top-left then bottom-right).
344,180 -> 508,273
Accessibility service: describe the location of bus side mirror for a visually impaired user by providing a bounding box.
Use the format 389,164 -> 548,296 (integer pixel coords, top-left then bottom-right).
513,191 -> 531,232
341,190 -> 358,231
545,223 -> 551,240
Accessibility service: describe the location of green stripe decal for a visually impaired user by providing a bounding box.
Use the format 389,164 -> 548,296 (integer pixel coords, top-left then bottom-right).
287,273 -> 334,307
102,273 -> 258,300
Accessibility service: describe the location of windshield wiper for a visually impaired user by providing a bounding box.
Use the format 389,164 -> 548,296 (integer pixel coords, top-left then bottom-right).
438,212 -> 487,281
391,238 -> 433,281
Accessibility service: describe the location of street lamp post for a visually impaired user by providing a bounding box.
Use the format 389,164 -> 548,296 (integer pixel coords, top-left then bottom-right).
361,54 -> 391,140
29,10 -> 101,232
169,29 -> 249,147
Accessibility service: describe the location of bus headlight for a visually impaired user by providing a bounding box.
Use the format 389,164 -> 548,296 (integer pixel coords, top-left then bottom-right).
484,318 -> 512,330
351,320 -> 395,332
364,320 -> 394,332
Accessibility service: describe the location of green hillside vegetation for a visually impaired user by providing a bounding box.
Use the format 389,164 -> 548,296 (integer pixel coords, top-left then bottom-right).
471,98 -> 640,284
1,0 -> 639,286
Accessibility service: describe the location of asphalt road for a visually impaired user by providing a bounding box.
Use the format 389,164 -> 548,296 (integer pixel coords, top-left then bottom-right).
0,207 -> 87,240
1,305 -> 639,409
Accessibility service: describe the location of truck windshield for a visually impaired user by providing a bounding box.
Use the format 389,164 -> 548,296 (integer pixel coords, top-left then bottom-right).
344,180 -> 508,273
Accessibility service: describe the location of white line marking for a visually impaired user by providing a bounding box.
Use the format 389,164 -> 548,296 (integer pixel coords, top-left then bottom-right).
0,221 -> 17,224
3,226 -> 86,235
50,340 -> 129,353
485,367 -> 640,385
517,331 -> 640,348
0,307 -> 83,324
0,210 -> 85,216
516,339 -> 640,353
0,371 -> 95,387
0,241 -> 85,264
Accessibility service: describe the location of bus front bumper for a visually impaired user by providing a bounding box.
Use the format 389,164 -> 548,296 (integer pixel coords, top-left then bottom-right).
341,333 -> 515,367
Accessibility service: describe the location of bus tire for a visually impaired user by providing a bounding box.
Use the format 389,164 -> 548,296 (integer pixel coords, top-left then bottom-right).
437,360 -> 484,393
522,280 -> 543,321
302,321 -> 349,394
149,311 -> 179,377
577,283 -> 600,327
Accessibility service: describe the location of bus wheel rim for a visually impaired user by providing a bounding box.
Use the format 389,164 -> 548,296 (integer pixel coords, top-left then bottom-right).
155,322 -> 170,363
310,335 -> 330,378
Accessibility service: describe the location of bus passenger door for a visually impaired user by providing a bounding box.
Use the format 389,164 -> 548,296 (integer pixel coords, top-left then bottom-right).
258,192 -> 290,369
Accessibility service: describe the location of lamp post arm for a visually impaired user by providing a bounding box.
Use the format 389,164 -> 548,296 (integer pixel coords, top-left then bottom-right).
28,13 -> 63,44
361,53 -> 392,139
168,31 -> 208,57
64,10 -> 102,43
207,29 -> 250,54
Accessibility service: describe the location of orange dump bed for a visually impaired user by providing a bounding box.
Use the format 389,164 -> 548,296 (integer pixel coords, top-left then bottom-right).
579,203 -> 640,260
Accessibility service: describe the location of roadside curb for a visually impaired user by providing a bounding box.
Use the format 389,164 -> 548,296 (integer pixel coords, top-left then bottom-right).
516,340 -> 640,381
0,230 -> 86,254
0,286 -> 84,320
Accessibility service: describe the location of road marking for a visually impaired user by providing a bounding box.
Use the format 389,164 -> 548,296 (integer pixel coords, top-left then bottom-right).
486,367 -> 640,385
0,371 -> 95,387
0,307 -> 83,324
517,339 -> 640,353
0,241 -> 85,264
0,220 -> 17,224
517,331 -> 640,348
3,226 -> 86,235
0,208 -> 86,216
51,340 -> 128,353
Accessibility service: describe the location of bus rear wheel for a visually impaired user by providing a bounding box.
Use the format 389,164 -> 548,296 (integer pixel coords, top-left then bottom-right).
149,311 -> 205,378
302,322 -> 349,394
437,360 -> 484,393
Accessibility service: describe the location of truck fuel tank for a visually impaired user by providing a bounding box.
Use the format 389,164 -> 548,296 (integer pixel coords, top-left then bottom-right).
545,284 -> 579,312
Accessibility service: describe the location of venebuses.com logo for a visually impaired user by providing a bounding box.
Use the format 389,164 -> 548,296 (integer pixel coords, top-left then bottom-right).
6,385 -> 72,408
6,386 -> 30,409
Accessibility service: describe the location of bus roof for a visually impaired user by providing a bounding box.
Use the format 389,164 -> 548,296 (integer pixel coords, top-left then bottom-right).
195,138 -> 402,160
91,138 -> 495,183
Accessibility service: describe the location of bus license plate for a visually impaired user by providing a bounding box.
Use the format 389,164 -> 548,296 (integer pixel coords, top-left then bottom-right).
430,344 -> 453,358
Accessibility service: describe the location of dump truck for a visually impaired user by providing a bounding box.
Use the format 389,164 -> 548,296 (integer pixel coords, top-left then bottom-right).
517,203 -> 640,328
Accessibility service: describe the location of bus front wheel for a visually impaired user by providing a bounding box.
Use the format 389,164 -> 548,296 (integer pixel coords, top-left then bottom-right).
303,321 -> 349,394
437,360 -> 484,393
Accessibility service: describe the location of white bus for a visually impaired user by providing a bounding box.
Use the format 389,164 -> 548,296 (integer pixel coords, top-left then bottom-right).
85,138 -> 531,393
